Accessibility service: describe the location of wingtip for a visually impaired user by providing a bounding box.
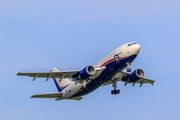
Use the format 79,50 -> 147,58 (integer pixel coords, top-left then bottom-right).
151,81 -> 155,86
30,96 -> 34,98
15,73 -> 17,77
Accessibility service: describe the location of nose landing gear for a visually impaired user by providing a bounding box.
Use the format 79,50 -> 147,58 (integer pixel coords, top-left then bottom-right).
126,63 -> 131,72
111,79 -> 120,95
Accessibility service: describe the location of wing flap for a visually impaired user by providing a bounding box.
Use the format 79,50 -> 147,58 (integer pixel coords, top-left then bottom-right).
103,71 -> 155,87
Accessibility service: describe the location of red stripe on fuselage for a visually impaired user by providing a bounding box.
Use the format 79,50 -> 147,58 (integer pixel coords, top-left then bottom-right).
120,55 -> 130,59
70,85 -> 84,98
100,59 -> 114,68
54,78 -> 70,89
100,55 -> 131,68
73,86 -> 84,95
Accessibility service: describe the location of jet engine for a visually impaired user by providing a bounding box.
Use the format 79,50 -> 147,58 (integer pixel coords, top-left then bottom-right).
128,69 -> 144,82
73,65 -> 96,80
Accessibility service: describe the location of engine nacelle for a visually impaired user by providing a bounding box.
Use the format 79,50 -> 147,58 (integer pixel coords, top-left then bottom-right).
128,69 -> 144,83
74,65 -> 96,80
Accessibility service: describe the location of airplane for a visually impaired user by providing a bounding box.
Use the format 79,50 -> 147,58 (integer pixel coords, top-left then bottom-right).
16,42 -> 155,101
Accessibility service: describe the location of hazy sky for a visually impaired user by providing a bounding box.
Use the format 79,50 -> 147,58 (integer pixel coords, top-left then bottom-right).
0,0 -> 180,120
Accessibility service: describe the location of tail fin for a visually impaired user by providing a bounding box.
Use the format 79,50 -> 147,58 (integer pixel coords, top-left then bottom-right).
51,67 -> 72,92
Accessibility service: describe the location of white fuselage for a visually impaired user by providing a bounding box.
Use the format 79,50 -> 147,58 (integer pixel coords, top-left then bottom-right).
60,42 -> 140,99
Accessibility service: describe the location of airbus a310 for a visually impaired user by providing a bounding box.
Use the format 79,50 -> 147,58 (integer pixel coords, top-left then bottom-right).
16,42 -> 155,101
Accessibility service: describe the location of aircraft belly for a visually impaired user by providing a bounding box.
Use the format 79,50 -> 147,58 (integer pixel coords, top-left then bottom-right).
62,83 -> 83,99
73,55 -> 137,97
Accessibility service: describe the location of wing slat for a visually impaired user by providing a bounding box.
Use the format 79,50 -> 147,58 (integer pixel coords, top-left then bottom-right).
16,70 -> 81,79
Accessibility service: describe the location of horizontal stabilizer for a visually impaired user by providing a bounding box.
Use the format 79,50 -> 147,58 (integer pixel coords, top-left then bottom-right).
70,96 -> 83,101
31,92 -> 63,98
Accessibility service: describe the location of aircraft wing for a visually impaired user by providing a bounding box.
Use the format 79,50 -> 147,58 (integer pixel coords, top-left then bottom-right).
16,70 -> 80,81
103,71 -> 155,87
31,92 -> 63,98
16,67 -> 106,81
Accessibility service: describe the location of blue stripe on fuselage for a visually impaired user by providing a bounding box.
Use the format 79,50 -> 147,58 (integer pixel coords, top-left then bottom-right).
53,78 -> 69,92
72,54 -> 137,98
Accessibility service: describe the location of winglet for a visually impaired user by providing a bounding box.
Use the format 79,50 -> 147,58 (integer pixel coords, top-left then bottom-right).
151,81 -> 155,86
15,73 -> 17,77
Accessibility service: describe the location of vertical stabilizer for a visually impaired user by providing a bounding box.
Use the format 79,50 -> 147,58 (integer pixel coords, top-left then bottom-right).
51,67 -> 72,92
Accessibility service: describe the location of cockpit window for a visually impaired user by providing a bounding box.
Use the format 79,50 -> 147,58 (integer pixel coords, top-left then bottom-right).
128,44 -> 132,46
127,43 -> 136,47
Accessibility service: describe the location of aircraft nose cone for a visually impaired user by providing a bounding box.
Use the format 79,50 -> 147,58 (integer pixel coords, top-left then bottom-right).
135,44 -> 140,55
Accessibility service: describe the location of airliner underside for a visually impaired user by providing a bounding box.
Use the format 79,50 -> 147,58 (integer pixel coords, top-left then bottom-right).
16,42 -> 155,101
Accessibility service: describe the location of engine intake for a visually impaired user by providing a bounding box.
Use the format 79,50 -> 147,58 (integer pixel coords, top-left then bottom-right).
128,69 -> 144,83
74,65 -> 96,80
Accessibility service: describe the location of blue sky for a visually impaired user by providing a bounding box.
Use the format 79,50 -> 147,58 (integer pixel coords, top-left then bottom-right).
0,0 -> 180,119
